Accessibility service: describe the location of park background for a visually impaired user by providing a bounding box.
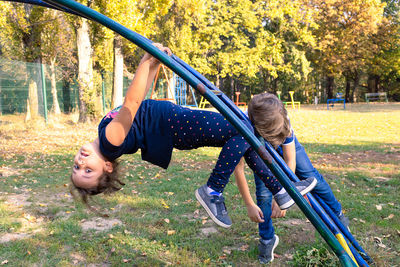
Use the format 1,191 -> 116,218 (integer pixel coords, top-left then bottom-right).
0,0 -> 399,266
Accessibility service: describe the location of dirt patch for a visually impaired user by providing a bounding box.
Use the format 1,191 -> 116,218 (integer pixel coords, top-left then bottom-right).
199,226 -> 218,236
80,217 -> 123,232
0,167 -> 23,177
275,218 -> 316,245
0,233 -> 29,244
314,150 -> 400,166
1,192 -> 32,208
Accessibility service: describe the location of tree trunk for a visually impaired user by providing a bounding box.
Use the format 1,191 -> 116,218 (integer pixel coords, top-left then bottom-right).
351,71 -> 360,102
367,74 -> 379,93
21,4 -> 44,119
49,58 -> 61,114
345,76 -> 351,102
230,77 -> 235,101
326,75 -> 334,100
27,77 -> 39,119
76,18 -> 94,122
25,59 -> 43,120
272,77 -> 278,93
112,35 -> 124,108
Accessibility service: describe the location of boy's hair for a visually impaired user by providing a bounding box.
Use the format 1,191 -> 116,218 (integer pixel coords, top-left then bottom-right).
70,160 -> 124,215
248,93 -> 291,148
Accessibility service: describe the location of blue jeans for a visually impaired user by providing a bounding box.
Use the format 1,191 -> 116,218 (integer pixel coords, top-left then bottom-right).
255,136 -> 342,240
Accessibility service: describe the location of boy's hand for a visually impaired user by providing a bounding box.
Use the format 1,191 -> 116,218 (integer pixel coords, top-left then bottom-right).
271,200 -> 286,218
247,203 -> 265,223
140,43 -> 172,67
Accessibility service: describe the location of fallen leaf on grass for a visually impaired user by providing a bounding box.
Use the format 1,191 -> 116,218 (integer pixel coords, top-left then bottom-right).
375,204 -> 382,210
161,200 -> 169,209
239,244 -> 249,251
223,249 -> 231,255
123,259 -> 131,263
1,260 -> 8,265
164,218 -> 170,224
384,214 -> 394,220
167,230 -> 176,236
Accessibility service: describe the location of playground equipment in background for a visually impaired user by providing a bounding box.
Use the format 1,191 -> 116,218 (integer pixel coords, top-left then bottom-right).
149,64 -> 175,102
173,73 -> 198,107
149,64 -> 198,107
198,96 -> 210,108
234,92 -> 247,108
283,91 -> 300,109
12,1 -> 372,265
365,92 -> 388,103
327,92 -> 346,110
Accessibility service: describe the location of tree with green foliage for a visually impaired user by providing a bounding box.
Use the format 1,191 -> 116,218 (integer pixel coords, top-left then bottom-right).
366,0 -> 400,99
253,0 -> 317,100
310,0 -> 385,101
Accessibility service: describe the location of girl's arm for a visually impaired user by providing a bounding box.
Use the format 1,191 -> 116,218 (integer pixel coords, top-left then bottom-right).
234,158 -> 265,223
105,44 -> 171,146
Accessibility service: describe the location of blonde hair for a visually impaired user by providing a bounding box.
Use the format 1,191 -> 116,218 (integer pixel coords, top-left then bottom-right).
248,93 -> 291,148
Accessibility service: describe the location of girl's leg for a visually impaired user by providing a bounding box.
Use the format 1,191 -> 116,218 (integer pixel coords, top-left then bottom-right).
244,147 -> 282,194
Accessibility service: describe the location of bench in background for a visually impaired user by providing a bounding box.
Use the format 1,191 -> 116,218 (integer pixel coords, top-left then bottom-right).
365,92 -> 388,103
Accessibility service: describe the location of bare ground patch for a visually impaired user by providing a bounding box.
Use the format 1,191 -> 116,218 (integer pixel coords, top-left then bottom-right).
275,218 -> 316,246
314,150 -> 400,166
80,217 -> 123,232
1,192 -> 32,208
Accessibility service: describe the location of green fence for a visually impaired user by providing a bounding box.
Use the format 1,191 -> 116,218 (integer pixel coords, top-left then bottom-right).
0,57 -> 136,119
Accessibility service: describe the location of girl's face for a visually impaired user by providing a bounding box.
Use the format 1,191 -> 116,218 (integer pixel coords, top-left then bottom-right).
71,139 -> 113,189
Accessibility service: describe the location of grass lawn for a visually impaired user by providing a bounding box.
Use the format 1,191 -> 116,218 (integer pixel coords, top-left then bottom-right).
0,102 -> 399,266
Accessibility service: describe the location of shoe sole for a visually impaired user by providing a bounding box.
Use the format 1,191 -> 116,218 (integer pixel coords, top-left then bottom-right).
271,235 -> 279,262
279,178 -> 318,210
195,189 -> 231,228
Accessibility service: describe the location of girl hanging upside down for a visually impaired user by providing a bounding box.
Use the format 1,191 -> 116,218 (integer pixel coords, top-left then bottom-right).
70,43 -> 316,228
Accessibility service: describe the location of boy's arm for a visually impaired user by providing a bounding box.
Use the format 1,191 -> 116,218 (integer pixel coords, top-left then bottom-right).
106,44 -> 171,146
282,141 -> 296,173
234,158 -> 265,223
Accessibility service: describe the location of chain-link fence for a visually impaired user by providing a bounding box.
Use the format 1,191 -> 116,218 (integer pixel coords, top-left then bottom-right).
0,58 -> 202,121
0,58 -> 136,119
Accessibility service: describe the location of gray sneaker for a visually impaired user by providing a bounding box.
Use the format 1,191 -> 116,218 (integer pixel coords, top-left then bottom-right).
274,177 -> 317,210
338,213 -> 350,232
195,185 -> 232,228
258,234 -> 279,264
